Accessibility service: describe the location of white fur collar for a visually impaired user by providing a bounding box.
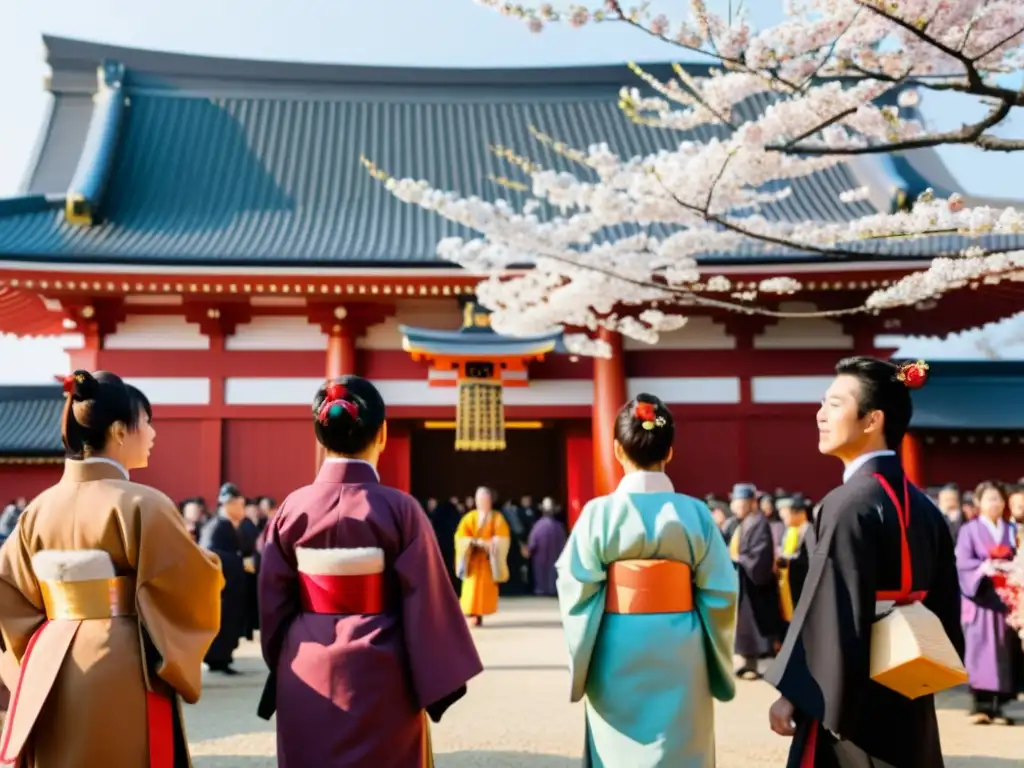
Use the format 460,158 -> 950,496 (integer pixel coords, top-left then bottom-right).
616,471 -> 674,494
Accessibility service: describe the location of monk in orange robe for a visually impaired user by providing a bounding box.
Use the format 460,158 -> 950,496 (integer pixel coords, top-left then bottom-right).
455,486 -> 510,626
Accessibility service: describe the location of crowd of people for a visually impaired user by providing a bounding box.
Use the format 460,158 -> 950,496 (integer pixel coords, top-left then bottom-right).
0,358 -> 1021,766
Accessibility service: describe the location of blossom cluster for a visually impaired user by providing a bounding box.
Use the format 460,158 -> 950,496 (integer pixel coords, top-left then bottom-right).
367,2 -> 1024,353
1001,546 -> 1024,641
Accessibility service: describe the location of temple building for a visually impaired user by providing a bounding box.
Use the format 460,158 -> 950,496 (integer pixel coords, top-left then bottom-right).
1,36 -> 1022,523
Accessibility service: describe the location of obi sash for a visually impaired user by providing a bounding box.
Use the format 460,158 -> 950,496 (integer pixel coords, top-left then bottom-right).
0,561 -> 175,768
296,547 -> 388,615
605,560 -> 693,614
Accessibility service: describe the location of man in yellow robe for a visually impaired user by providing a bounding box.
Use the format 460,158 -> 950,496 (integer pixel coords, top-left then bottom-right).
454,487 -> 510,626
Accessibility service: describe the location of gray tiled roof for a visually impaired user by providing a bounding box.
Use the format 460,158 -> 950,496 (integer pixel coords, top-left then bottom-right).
0,37 -> 1017,267
0,386 -> 64,456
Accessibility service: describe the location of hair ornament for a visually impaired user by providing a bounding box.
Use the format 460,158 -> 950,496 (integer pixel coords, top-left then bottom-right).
634,400 -> 666,431
317,388 -> 359,426
62,372 -> 86,396
895,360 -> 929,389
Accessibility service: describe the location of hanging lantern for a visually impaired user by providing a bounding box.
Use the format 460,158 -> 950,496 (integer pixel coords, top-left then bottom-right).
400,299 -> 562,452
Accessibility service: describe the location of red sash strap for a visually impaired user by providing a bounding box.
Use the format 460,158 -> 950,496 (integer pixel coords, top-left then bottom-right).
798,473 -> 925,767
872,473 -> 927,606
298,572 -> 385,614
147,690 -> 174,768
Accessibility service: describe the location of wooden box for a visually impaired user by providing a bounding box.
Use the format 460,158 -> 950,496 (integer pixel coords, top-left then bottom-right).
870,602 -> 968,699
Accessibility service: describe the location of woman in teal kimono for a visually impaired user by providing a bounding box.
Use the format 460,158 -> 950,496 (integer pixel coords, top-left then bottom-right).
557,393 -> 739,767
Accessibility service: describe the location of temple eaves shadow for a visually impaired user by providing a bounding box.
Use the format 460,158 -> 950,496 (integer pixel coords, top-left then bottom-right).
436,753 -> 577,767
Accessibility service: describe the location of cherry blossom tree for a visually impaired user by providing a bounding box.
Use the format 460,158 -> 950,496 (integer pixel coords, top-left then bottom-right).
365,1 -> 1024,356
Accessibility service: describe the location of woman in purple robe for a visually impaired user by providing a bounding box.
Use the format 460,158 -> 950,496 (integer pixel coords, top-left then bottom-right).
955,480 -> 1019,726
527,498 -> 567,596
258,375 -> 484,766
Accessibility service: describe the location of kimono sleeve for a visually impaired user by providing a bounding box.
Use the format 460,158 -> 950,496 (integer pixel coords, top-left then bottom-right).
692,500 -> 739,703
929,516 -> 964,660
453,512 -> 474,580
955,523 -> 989,600
130,490 -> 225,704
258,507 -> 297,671
395,494 -> 483,721
767,499 -> 880,736
555,498 -> 608,703
0,517 -> 45,662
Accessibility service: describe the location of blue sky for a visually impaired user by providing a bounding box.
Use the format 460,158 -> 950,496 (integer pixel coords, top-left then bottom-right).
0,0 -> 1022,381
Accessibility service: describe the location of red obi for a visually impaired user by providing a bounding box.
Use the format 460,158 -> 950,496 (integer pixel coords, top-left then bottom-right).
298,572 -> 386,614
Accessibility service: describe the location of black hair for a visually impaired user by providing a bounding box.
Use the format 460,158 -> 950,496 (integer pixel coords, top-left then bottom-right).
613,393 -> 675,469
312,375 -> 386,456
61,370 -> 150,459
834,356 -> 913,450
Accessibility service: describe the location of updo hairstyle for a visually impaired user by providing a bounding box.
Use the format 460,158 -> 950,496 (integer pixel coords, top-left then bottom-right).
312,375 -> 386,455
62,370 -> 152,459
613,393 -> 675,469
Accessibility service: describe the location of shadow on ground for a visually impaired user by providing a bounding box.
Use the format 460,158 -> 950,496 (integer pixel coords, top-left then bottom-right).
192,758 -> 273,768
946,759 -> 1024,767
437,754 -> 576,767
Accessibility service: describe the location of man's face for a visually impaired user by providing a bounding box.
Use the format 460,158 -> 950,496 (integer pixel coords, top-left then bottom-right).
520,495 -> 533,508
937,489 -> 961,516
730,498 -> 755,519
816,374 -> 879,460
14,497 -> 26,509
1008,492 -> 1024,522
475,488 -> 493,513
224,497 -> 246,523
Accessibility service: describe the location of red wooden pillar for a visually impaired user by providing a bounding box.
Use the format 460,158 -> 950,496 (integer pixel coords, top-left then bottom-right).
315,325 -> 357,472
592,327 -> 627,498
378,422 -> 411,493
565,424 -> 593,530
901,432 -> 925,487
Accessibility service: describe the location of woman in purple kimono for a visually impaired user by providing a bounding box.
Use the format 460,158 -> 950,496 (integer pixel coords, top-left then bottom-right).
955,480 -> 1019,725
258,375 -> 484,766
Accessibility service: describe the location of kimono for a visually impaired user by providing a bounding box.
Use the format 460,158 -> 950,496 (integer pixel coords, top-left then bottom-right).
955,518 -> 1018,708
557,471 -> 738,767
731,512 -> 783,660
527,515 -> 567,596
258,460 -> 483,768
765,453 -> 963,768
454,509 -> 511,617
0,459 -> 224,767
198,514 -> 246,668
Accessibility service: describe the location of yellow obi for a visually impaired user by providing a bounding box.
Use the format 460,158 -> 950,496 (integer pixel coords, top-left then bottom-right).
39,576 -> 136,620
606,560 -> 693,614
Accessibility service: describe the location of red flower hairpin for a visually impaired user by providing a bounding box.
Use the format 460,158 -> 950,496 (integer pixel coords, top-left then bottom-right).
634,401 -> 666,431
325,382 -> 347,401
61,373 -> 84,395
895,360 -> 929,389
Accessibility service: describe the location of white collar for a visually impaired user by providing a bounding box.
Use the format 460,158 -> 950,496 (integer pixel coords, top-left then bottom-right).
76,457 -> 129,480
979,515 -> 1006,541
323,457 -> 380,481
842,450 -> 896,484
616,471 -> 674,494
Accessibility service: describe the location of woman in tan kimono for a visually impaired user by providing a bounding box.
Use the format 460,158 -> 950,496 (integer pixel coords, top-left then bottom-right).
0,370 -> 225,767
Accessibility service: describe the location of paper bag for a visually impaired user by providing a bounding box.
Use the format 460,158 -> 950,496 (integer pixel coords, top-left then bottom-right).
870,602 -> 968,699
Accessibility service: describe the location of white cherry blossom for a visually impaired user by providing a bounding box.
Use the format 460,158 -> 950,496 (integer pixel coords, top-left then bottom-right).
367,2 -> 1024,352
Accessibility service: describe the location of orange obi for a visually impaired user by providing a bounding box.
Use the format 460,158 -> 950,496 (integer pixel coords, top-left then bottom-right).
605,560 -> 693,615
298,572 -> 386,614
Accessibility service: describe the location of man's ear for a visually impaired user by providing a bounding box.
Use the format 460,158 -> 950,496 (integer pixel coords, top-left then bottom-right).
865,409 -> 885,436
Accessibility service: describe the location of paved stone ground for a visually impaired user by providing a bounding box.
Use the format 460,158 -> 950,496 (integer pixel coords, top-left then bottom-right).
185,598 -> 1023,767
